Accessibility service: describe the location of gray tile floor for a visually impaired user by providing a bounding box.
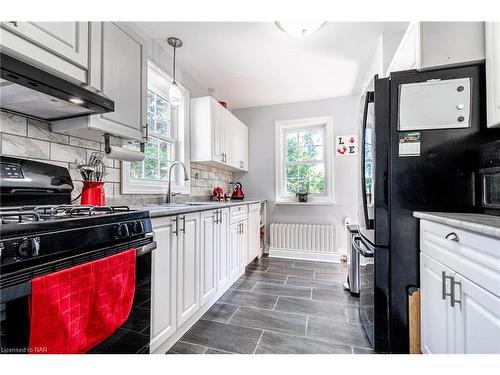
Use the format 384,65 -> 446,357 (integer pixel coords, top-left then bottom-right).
166,256 -> 374,354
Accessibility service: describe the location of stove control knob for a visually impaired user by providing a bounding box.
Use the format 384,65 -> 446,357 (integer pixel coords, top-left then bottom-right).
17,237 -> 40,258
115,223 -> 130,239
132,221 -> 144,234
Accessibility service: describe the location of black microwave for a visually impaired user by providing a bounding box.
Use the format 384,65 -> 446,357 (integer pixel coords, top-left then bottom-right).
479,140 -> 500,214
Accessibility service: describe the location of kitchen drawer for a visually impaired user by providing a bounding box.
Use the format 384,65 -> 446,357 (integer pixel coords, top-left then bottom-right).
230,204 -> 248,223
249,203 -> 260,212
420,220 -> 500,297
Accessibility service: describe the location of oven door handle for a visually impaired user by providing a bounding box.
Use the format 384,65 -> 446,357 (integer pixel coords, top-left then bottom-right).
136,241 -> 157,257
353,235 -> 374,258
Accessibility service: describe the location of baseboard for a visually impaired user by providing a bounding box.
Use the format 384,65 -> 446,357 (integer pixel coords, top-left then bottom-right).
268,247 -> 341,263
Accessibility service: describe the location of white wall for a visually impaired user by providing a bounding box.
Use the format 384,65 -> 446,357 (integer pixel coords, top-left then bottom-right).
233,95 -> 360,253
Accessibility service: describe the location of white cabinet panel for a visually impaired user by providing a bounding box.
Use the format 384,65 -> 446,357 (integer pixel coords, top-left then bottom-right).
176,212 -> 200,326
200,211 -> 217,305
486,22 -> 500,128
150,217 -> 177,351
52,22 -> 147,141
191,96 -> 249,172
217,209 -> 231,291
386,22 -> 485,76
0,21 -> 89,82
239,220 -> 248,272
248,204 -> 261,263
229,222 -> 240,280
453,274 -> 500,354
420,253 -> 455,354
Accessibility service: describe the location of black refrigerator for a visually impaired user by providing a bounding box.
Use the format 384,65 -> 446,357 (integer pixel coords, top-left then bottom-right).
357,63 -> 500,353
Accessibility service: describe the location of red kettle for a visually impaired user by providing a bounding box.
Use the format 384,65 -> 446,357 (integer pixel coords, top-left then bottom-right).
230,182 -> 244,200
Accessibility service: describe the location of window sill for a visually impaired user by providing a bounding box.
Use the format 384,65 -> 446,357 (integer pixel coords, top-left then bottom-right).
274,201 -> 334,206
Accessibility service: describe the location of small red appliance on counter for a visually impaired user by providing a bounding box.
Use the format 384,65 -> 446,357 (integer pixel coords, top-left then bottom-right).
81,181 -> 106,206
230,182 -> 245,200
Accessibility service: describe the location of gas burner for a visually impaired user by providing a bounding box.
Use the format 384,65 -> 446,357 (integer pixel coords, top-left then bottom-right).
0,205 -> 130,224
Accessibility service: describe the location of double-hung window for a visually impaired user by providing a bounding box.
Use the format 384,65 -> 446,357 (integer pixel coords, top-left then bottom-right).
275,116 -> 334,204
122,61 -> 190,194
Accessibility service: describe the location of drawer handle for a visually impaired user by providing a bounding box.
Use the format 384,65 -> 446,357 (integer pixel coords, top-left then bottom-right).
442,271 -> 453,301
445,232 -> 459,242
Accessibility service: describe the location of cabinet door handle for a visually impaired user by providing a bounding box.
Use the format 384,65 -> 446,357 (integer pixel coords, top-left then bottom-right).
451,277 -> 462,308
219,210 -> 223,224
181,215 -> 186,233
442,271 -> 453,301
9,21 -> 18,27
173,217 -> 178,236
445,232 -> 459,242
214,210 -> 219,224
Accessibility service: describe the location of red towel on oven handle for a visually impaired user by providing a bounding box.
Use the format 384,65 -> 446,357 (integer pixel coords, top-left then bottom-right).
29,249 -> 136,354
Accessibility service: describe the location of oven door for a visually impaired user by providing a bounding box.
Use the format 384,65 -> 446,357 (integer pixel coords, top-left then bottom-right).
0,240 -> 155,354
359,89 -> 376,244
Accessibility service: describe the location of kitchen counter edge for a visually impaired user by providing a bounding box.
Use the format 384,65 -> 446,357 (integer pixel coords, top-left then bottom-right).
134,199 -> 266,218
413,211 -> 500,239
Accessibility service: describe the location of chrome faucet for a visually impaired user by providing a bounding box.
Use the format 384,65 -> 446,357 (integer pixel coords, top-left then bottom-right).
165,161 -> 190,203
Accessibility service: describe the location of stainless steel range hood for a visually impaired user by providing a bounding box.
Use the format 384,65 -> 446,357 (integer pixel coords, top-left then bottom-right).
0,52 -> 114,122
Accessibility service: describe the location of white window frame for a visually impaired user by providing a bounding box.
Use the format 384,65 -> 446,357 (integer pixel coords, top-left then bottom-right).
121,61 -> 191,195
274,116 -> 334,204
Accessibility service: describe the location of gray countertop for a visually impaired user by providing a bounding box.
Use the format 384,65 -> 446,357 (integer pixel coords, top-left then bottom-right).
413,211 -> 500,239
132,199 -> 266,218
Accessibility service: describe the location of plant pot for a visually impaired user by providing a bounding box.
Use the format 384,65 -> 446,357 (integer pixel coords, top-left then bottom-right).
297,194 -> 308,203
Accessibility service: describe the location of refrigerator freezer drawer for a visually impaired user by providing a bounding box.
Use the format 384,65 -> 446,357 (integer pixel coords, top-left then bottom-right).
398,78 -> 471,131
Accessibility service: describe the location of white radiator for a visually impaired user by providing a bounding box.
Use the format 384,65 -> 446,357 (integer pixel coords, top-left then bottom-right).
269,223 -> 338,262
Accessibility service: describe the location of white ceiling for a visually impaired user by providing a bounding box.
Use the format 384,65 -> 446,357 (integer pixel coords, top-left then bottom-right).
136,22 -> 408,109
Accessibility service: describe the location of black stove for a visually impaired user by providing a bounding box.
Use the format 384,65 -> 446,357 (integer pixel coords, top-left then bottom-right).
0,156 -> 155,354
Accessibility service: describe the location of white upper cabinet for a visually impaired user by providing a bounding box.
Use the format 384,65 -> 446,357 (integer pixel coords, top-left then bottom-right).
52,22 -> 147,141
191,96 -> 249,172
387,22 -> 485,76
486,22 -> 500,128
0,21 -> 89,82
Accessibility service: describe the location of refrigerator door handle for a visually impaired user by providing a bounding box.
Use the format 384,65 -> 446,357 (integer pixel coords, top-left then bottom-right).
353,235 -> 374,258
361,91 -> 375,231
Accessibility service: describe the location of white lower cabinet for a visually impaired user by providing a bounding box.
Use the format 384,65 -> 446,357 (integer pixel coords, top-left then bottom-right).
419,219 -> 500,354
150,204 -> 255,353
200,211 -> 218,305
176,212 -> 201,326
453,274 -> 500,354
420,253 -> 455,354
217,209 -> 231,291
150,216 -> 177,352
248,203 -> 261,263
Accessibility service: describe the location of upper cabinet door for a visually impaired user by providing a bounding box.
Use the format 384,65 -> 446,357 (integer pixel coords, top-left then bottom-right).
486,22 -> 500,128
88,22 -> 147,140
453,274 -> 500,354
0,21 -> 89,82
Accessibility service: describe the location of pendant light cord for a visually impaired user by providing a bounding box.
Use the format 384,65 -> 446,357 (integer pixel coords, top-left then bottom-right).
173,44 -> 176,83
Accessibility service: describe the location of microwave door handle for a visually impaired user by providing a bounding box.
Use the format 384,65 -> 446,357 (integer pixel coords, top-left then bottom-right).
361,91 -> 375,230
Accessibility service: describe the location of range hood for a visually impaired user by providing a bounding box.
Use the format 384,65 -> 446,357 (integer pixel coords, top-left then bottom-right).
0,52 -> 114,122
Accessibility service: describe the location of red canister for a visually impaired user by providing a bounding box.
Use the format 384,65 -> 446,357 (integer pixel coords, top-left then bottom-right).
80,181 -> 106,206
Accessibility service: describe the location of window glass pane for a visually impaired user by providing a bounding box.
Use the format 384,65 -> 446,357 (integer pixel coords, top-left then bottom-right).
147,90 -> 156,133
285,162 -> 326,195
159,141 -> 174,180
300,145 -> 323,161
155,94 -> 170,137
144,137 -> 159,180
286,132 -> 300,161
129,142 -> 143,179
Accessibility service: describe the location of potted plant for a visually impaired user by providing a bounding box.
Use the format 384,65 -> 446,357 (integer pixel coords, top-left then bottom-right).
295,187 -> 309,203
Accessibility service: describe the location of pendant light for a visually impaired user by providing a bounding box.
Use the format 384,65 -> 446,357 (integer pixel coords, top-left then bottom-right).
167,37 -> 183,106
275,21 -> 326,37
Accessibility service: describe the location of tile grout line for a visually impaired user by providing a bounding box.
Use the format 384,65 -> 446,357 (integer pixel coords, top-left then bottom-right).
272,296 -> 280,311
225,305 -> 240,324
305,315 -> 309,337
249,281 -> 259,293
252,330 -> 265,354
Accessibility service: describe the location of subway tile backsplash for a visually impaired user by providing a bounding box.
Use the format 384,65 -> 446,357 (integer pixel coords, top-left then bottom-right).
0,112 -> 233,204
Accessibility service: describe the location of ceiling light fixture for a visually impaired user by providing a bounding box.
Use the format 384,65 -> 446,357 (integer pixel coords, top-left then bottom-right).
275,21 -> 326,37
69,97 -> 84,105
167,37 -> 183,106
